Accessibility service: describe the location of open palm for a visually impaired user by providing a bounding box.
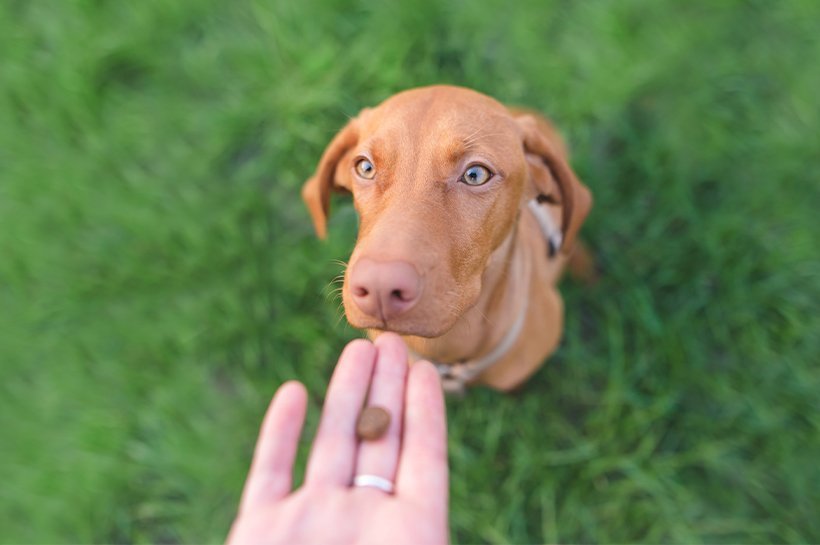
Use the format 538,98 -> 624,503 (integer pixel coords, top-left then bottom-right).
227,334 -> 449,545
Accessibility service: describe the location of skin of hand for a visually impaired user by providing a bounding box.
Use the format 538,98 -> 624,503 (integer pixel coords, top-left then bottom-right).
227,333 -> 449,545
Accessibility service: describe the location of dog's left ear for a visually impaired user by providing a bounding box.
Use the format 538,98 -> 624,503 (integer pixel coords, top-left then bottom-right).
516,115 -> 592,253
301,114 -> 363,239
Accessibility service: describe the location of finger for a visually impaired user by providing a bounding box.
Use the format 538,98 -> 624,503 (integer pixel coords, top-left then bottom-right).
239,381 -> 308,513
395,360 -> 448,515
354,333 -> 409,488
304,339 -> 377,487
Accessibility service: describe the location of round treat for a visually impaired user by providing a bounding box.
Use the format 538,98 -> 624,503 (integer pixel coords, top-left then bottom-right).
356,406 -> 391,441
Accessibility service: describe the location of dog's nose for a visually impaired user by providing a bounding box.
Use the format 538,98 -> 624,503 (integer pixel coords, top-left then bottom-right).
349,258 -> 421,321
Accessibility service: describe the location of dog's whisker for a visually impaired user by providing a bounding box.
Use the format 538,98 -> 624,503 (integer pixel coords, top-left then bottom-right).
461,125 -> 507,144
463,129 -> 508,149
334,300 -> 347,326
326,287 -> 344,303
323,278 -> 346,297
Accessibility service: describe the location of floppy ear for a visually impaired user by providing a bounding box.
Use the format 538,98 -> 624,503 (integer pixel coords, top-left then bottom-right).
516,115 -> 592,253
301,117 -> 360,239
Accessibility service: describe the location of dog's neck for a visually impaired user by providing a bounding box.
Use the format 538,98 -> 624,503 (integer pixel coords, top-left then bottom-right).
402,211 -> 532,364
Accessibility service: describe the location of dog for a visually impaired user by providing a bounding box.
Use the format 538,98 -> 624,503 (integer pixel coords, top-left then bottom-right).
302,85 -> 592,392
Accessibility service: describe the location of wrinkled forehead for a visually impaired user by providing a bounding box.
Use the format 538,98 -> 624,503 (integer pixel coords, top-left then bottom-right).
359,90 -> 521,164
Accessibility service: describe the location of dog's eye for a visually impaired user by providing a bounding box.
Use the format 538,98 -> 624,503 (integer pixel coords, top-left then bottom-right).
355,158 -> 376,179
460,164 -> 493,186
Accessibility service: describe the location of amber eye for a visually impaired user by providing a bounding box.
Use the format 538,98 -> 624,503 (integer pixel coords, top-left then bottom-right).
460,164 -> 493,186
355,158 -> 376,179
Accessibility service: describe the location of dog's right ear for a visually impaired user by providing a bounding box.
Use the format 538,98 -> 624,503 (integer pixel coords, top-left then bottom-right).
301,116 -> 362,239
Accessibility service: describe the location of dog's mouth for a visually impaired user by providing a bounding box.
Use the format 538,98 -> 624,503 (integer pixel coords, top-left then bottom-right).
344,300 -> 464,338
347,315 -> 458,339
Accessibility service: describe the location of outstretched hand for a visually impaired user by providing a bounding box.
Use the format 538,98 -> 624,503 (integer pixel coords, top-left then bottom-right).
227,333 -> 449,545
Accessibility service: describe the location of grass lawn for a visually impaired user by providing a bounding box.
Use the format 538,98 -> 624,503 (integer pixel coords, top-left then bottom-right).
1,0 -> 818,543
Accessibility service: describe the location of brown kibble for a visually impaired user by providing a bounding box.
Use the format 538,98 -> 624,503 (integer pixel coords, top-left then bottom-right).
356,406 -> 391,441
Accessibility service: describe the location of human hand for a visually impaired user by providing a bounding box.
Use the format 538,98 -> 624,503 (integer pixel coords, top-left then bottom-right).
227,333 -> 449,545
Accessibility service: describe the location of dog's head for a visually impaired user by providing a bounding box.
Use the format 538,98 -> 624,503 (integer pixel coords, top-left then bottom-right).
303,85 -> 590,337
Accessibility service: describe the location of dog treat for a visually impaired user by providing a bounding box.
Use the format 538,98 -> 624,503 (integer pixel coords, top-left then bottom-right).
356,406 -> 391,441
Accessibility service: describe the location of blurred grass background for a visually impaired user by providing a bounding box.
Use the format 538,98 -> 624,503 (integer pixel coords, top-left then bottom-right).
1,0 -> 818,543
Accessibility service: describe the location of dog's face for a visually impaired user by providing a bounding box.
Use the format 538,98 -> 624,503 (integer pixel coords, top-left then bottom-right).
303,86 -> 589,337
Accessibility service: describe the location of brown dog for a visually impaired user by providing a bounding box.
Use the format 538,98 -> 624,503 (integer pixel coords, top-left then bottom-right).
303,85 -> 592,392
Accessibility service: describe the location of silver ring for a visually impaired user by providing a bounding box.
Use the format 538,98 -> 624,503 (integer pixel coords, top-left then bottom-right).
353,474 -> 394,494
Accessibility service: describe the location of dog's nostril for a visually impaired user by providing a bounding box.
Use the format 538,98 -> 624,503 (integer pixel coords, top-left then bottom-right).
390,289 -> 405,301
354,286 -> 369,298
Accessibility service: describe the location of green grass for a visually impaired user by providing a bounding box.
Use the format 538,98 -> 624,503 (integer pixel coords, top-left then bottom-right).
1,0 -> 818,543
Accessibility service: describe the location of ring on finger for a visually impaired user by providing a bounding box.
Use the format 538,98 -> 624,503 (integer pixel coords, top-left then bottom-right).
353,474 -> 395,494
